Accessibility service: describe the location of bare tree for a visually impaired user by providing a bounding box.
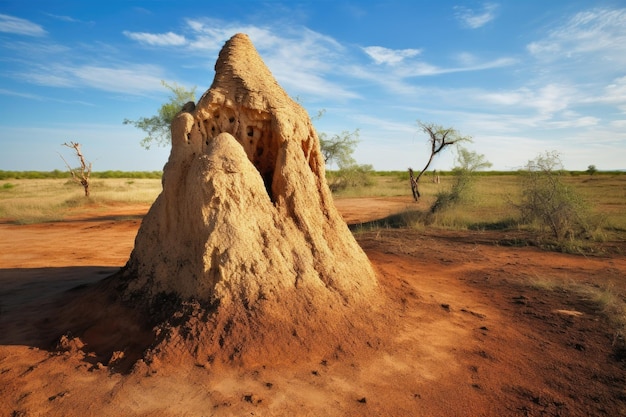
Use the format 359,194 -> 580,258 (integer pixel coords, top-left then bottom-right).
409,122 -> 471,201
59,141 -> 92,197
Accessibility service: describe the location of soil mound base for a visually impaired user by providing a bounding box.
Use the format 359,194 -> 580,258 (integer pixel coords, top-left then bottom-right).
41,275 -> 388,373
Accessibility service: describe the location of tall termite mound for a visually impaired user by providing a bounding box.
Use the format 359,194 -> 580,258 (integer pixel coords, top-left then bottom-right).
114,33 -> 379,367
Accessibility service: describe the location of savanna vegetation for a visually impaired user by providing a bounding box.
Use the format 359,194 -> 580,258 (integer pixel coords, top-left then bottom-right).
0,178 -> 162,224
1,169 -> 624,252
336,168 -> 625,252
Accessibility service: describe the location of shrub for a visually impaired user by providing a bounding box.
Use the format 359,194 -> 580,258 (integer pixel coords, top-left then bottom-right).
327,164 -> 374,192
430,147 -> 491,213
517,151 -> 602,242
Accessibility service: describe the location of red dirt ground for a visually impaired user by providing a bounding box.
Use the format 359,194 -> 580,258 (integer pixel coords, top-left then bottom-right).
1,196 -> 625,417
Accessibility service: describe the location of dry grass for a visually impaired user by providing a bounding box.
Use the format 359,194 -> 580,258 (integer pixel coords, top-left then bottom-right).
331,175 -> 408,198
523,274 -> 626,352
2,174 -> 625,233
339,174 -> 626,238
0,179 -> 161,223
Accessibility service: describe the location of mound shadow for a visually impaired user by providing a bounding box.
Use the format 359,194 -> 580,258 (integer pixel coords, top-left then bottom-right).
0,267 -> 155,374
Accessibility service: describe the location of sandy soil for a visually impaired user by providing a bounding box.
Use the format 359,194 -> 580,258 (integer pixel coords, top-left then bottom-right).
1,197 -> 625,416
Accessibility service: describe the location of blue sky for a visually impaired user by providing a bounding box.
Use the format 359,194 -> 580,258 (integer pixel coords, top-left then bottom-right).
1,0 -> 625,172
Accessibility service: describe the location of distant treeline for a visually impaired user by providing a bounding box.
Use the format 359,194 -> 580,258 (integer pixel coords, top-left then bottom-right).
360,170 -> 626,179
1,169 -> 624,181
0,170 -> 163,180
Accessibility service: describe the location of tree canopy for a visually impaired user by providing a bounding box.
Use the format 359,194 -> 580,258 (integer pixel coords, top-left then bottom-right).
124,81 -> 196,149
319,129 -> 360,169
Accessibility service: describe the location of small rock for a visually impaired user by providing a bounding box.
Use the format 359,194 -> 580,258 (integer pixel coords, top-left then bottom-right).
243,393 -> 261,404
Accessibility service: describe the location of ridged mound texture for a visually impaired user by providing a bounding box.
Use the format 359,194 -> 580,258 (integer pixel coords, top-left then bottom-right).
99,33 -> 382,369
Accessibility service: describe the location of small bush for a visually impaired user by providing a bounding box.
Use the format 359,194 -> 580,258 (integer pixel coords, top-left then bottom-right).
327,164 -> 374,192
517,151 -> 604,243
430,147 -> 491,214
430,170 -> 472,213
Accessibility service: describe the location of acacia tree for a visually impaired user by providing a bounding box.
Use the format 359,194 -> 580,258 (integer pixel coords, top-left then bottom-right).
586,164 -> 597,176
124,80 -> 196,149
311,109 -> 360,169
59,141 -> 92,197
319,129 -> 360,168
309,109 -> 372,191
409,122 -> 471,201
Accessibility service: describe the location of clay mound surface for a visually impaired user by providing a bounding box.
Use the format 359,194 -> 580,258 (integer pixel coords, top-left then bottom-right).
50,33 -> 382,371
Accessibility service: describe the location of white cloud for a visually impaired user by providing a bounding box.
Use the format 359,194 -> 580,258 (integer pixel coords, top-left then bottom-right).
610,119 -> 626,128
22,64 -> 167,95
0,88 -> 44,100
71,65 -> 166,94
355,54 -> 515,87
0,88 -> 95,105
454,3 -> 499,29
595,76 -> 626,105
182,20 -> 355,100
0,13 -> 46,36
123,30 -> 187,46
45,13 -> 80,23
185,19 -> 282,51
362,46 -> 421,65
352,114 -> 416,135
477,84 -> 576,117
527,8 -> 626,65
548,116 -> 599,129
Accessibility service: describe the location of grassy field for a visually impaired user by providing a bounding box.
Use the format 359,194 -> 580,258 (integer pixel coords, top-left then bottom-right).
0,178 -> 162,223
333,172 -> 626,234
1,173 -> 625,235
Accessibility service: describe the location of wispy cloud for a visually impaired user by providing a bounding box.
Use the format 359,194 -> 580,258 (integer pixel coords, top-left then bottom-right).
0,88 -> 45,100
352,50 -> 516,93
124,20 -> 356,100
0,14 -> 46,36
599,76 -> 626,104
22,63 -> 167,95
0,88 -> 95,106
0,39 -> 70,57
45,13 -> 80,23
527,8 -> 626,66
481,84 -> 577,117
362,46 -> 421,65
123,30 -> 187,46
71,65 -> 166,94
454,3 -> 499,29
